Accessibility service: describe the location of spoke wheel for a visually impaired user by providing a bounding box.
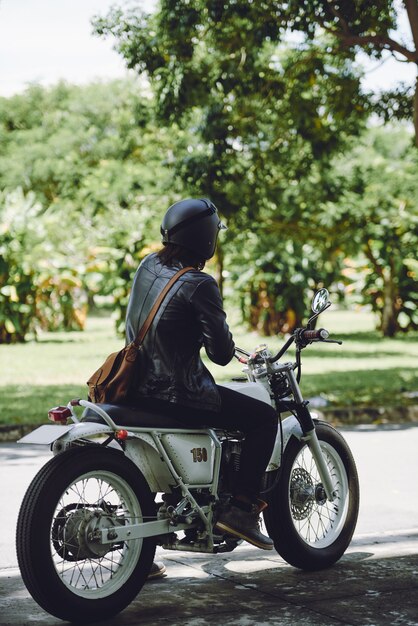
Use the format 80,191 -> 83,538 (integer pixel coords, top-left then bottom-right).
51,470 -> 144,598
16,446 -> 156,622
264,421 -> 359,570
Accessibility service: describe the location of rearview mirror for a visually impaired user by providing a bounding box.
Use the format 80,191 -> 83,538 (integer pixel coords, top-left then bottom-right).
311,288 -> 330,314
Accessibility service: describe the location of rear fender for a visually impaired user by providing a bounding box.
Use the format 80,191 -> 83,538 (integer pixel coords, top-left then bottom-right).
124,436 -> 174,493
17,423 -> 114,452
18,424 -> 169,493
51,422 -> 116,454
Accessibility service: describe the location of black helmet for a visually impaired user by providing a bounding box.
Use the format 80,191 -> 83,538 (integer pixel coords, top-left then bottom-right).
160,198 -> 226,260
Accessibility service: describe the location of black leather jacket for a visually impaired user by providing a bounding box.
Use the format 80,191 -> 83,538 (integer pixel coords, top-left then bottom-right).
125,253 -> 235,411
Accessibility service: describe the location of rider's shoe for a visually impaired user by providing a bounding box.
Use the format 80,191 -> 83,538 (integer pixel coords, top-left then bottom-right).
215,499 -> 274,551
147,561 -> 167,580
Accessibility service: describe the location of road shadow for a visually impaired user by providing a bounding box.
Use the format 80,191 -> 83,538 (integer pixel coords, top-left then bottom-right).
1,547 -> 418,626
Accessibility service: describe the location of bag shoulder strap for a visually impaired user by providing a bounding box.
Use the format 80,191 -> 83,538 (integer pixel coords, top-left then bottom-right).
133,265 -> 193,348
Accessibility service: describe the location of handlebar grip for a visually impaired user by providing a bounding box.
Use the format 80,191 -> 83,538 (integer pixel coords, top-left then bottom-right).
301,328 -> 329,341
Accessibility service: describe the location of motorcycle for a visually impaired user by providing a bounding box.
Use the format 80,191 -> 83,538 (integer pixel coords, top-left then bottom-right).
16,288 -> 359,623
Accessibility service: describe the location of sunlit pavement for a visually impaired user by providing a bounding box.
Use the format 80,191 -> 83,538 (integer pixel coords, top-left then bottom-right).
1,426 -> 418,625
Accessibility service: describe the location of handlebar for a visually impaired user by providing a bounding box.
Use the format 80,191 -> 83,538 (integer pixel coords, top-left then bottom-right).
299,328 -> 329,341
235,326 -> 341,367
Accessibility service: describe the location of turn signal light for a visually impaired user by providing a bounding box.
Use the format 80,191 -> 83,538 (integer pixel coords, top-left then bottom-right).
48,406 -> 72,424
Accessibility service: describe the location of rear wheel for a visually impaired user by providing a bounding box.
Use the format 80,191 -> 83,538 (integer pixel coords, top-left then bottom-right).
16,446 -> 156,623
264,422 -> 359,570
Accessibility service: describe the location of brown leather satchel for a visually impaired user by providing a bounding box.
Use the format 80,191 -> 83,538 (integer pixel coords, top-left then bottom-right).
87,266 -> 193,404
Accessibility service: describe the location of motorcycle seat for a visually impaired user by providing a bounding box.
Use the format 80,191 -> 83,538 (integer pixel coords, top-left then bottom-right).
82,403 -> 207,429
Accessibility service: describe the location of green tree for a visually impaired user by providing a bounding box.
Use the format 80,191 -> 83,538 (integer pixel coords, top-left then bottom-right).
94,1 -> 367,333
0,80 -> 170,212
279,1 -> 418,144
0,80 -> 189,337
326,125 -> 418,336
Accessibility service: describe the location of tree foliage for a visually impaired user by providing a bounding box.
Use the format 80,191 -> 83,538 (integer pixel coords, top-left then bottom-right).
325,125 -> 418,335
0,80 -> 178,213
0,187 -> 92,342
0,189 -> 39,342
1,4 -> 417,341
93,1 -> 418,336
94,0 -> 368,332
0,80 -> 182,341
278,0 -> 418,144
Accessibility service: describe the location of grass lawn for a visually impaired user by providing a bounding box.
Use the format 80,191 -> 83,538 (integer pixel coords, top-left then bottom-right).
0,309 -> 417,426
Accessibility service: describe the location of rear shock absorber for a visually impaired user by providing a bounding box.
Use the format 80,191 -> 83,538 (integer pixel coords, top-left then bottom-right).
231,442 -> 241,472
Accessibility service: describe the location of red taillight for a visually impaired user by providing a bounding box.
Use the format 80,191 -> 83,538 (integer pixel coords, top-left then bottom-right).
116,429 -> 129,441
48,406 -> 72,424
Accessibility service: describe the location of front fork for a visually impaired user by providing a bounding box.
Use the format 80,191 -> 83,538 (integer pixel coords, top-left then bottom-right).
302,429 -> 336,501
284,367 -> 336,502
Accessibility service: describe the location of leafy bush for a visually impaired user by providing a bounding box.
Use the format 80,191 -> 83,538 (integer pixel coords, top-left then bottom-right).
0,189 -> 88,342
0,190 -> 40,342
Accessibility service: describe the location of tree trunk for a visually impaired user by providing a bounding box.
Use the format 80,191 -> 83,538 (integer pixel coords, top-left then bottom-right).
380,269 -> 399,337
404,1 -> 418,144
414,73 -> 418,147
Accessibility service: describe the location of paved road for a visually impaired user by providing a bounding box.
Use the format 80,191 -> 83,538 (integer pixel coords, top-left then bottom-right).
1,425 -> 418,625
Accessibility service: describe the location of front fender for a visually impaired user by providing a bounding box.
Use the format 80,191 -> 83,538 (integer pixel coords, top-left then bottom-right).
266,414 -> 304,471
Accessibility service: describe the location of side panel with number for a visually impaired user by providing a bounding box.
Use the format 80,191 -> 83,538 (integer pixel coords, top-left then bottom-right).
161,434 -> 215,484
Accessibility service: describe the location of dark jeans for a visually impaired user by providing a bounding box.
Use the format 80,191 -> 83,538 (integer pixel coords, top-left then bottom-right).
140,385 -> 278,500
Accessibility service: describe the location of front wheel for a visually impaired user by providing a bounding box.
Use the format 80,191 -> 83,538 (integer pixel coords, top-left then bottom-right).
264,421 -> 359,570
16,446 -> 156,623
